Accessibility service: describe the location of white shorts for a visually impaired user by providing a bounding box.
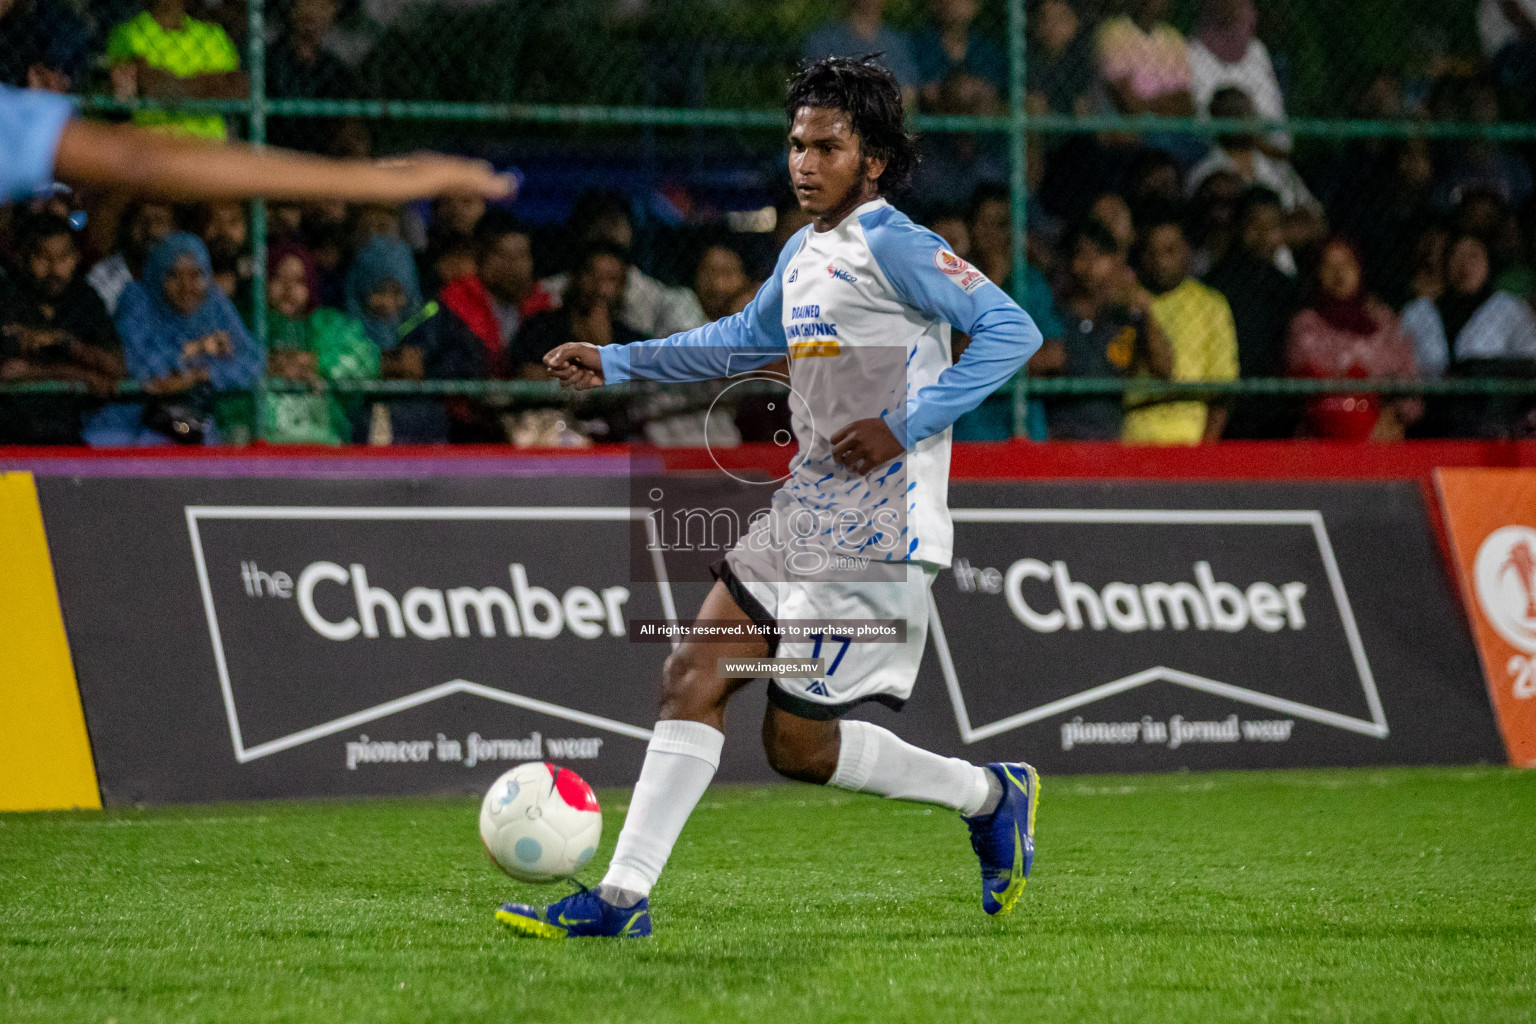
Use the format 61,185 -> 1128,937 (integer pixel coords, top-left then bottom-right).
716,526 -> 937,720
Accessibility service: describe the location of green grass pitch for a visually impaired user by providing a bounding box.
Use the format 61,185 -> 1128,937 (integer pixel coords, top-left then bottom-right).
2,766 -> 1533,1023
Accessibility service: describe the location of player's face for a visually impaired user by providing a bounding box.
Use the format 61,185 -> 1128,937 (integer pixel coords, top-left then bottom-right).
787,107 -> 884,219
27,234 -> 79,299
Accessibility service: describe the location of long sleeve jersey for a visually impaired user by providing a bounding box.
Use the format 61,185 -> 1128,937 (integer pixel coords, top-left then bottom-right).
600,198 -> 1041,567
0,84 -> 73,202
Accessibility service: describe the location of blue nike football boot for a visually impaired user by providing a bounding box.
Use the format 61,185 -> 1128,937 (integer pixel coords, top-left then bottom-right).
496,884 -> 651,939
963,761 -> 1040,916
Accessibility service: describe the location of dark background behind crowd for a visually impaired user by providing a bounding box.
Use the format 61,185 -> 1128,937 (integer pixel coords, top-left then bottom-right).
4,0 -> 1536,447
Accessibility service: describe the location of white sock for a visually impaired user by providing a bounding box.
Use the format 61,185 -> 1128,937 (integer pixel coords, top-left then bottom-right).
599,719 -> 724,899
829,719 -> 993,816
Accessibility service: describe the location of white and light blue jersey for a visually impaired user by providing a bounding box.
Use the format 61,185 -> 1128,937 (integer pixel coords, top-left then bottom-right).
601,197 -> 1041,568
0,85 -> 75,202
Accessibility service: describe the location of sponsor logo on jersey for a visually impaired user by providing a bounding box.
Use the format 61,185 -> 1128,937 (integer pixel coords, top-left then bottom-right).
935,248 -> 969,274
933,248 -> 988,294
786,268 -> 798,284
788,340 -> 841,359
785,320 -> 838,339
826,263 -> 858,284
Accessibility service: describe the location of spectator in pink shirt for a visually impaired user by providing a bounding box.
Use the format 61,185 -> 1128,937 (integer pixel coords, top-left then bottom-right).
1095,0 -> 1195,118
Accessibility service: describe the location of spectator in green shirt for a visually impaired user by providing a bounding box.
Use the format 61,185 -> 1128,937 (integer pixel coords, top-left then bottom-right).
263,241 -> 379,445
106,0 -> 247,141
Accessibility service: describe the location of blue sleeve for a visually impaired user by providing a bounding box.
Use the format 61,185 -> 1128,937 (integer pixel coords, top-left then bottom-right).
599,232 -> 801,384
0,86 -> 75,202
862,210 -> 1042,447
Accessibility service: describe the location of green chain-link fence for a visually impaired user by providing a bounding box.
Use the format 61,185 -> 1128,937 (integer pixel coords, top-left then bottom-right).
5,0 -> 1536,443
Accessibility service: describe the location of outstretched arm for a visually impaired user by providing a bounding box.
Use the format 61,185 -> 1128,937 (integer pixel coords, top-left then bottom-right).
546,237 -> 800,388
53,118 -> 512,203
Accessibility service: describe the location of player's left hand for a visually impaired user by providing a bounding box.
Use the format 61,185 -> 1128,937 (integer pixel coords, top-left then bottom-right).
830,417 -> 904,475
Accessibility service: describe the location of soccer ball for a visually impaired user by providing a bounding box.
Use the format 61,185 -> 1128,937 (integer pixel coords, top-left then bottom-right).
479,762 -> 602,883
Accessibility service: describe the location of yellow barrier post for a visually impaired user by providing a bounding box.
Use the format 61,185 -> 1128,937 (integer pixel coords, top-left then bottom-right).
0,472 -> 100,811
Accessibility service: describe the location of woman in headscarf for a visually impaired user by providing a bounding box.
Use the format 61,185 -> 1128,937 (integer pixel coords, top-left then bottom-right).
110,232 -> 264,444
345,234 -> 473,443
345,234 -> 423,353
264,241 -> 379,445
1285,238 -> 1419,441
1401,231 -> 1536,437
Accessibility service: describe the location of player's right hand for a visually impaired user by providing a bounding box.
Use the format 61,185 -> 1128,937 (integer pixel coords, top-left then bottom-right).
543,342 -> 606,390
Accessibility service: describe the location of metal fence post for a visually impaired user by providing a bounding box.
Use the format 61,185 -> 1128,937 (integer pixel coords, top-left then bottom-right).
248,0 -> 269,443
1008,0 -> 1029,439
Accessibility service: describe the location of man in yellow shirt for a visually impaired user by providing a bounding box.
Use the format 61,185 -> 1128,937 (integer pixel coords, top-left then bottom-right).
1123,208 -> 1238,444
106,0 -> 246,140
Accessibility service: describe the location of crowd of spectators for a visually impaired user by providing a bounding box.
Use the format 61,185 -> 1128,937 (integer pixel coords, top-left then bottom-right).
0,183 -> 746,446
3,0 -> 1536,446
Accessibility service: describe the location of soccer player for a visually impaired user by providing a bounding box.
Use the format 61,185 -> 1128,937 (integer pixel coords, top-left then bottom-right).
0,83 -> 510,205
499,56 -> 1043,939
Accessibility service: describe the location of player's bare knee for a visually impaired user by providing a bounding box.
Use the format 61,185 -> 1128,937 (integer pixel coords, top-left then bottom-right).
657,648 -> 725,719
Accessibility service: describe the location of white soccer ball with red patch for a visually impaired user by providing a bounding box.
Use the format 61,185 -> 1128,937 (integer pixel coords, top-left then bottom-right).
479,762 -> 602,883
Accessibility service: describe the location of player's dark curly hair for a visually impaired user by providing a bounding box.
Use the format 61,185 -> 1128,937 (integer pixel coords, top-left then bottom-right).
785,55 -> 918,193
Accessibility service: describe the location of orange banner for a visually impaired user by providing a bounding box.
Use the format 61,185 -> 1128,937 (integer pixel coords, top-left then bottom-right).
1437,469 -> 1536,767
